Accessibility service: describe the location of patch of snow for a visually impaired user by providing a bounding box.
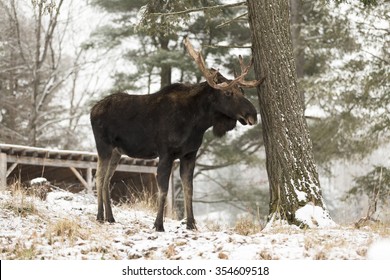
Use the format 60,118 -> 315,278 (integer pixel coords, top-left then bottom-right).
30,177 -> 48,185
0,190 -> 388,260
367,239 -> 390,260
295,203 -> 336,228
295,190 -> 307,202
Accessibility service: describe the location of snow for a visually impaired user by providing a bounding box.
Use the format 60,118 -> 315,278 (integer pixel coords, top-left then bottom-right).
295,203 -> 336,228
367,239 -> 390,260
0,189 -> 389,260
295,190 -> 307,202
30,177 -> 48,185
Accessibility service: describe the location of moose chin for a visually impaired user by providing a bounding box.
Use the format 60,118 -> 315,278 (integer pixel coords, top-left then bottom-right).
90,37 -> 265,232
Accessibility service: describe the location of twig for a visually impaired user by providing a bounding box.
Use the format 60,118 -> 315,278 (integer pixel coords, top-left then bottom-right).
216,12 -> 248,28
149,2 -> 247,17
362,50 -> 389,64
203,44 -> 252,49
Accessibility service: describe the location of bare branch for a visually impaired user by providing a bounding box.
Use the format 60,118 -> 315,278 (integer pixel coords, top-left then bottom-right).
204,44 -> 252,49
38,0 -> 64,68
362,50 -> 389,65
149,2 -> 246,17
216,12 -> 248,29
10,0 -> 29,67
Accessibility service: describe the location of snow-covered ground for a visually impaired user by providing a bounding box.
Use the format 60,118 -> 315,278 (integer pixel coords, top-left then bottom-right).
1,189 -> 389,260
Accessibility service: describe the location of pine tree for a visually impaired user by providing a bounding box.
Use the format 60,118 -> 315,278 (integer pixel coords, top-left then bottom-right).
90,0 -> 251,91
298,1 -> 389,165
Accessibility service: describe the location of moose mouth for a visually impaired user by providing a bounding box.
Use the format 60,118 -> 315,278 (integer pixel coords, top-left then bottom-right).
238,115 -> 257,126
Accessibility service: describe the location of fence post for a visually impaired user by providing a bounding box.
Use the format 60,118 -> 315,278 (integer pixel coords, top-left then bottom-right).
86,167 -> 93,193
0,153 -> 7,190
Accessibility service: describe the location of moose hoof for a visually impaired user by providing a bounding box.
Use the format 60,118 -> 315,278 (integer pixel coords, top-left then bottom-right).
106,217 -> 116,224
96,215 -> 104,223
154,224 -> 165,232
186,223 -> 197,231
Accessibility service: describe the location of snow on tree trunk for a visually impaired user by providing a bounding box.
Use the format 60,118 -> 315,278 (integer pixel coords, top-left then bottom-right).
247,0 -> 335,228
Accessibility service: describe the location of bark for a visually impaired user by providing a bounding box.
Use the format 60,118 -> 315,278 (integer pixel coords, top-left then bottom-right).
159,37 -> 172,88
247,0 -> 333,227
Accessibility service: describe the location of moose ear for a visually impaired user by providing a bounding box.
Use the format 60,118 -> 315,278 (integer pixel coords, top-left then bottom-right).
210,68 -> 219,83
209,69 -> 230,87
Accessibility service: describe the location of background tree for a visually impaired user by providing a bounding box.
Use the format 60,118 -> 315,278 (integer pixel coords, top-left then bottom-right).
298,1 -> 389,166
344,166 -> 390,226
90,0 -> 251,90
0,0 -> 65,146
0,0 -> 101,149
293,0 -> 389,219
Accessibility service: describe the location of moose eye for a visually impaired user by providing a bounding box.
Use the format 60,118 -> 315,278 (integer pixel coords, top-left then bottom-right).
224,91 -> 233,97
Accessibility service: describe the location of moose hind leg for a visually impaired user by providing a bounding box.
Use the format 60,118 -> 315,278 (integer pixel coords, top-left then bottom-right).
180,152 -> 197,230
154,157 -> 174,232
102,149 -> 121,223
96,156 -> 109,222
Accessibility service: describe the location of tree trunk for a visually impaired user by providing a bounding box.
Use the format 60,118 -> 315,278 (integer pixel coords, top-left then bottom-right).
247,0 -> 334,228
159,37 -> 172,88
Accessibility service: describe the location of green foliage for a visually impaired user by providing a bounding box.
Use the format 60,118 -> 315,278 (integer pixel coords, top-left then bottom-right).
345,166 -> 390,205
301,0 -> 390,164
90,0 -> 252,90
91,0 -> 148,12
333,0 -> 378,7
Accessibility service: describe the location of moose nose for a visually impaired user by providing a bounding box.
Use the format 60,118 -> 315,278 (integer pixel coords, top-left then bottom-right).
247,114 -> 257,125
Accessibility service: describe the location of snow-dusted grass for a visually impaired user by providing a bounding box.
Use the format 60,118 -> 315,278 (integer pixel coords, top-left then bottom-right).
1,189 -> 389,260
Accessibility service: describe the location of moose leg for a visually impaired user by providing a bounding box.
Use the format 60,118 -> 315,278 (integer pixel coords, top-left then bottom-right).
102,149 -> 121,223
154,157 -> 174,232
96,156 -> 109,222
180,151 -> 197,230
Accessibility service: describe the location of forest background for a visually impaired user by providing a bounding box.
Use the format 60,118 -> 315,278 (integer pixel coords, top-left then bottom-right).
0,0 -> 388,225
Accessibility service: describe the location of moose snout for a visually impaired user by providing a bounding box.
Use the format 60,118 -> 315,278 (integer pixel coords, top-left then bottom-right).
246,114 -> 257,125
237,112 -> 257,126
237,99 -> 257,125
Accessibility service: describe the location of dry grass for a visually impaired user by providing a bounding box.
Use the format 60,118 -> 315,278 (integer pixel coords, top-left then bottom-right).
9,180 -> 51,200
3,199 -> 37,217
165,244 -> 178,259
203,220 -> 223,232
121,189 -> 158,214
218,251 -> 229,259
258,249 -> 275,260
359,221 -> 390,237
234,217 -> 261,236
3,185 -> 38,217
46,218 -> 87,245
12,240 -> 38,260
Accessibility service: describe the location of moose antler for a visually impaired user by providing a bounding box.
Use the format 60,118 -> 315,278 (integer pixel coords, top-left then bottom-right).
184,37 -> 264,90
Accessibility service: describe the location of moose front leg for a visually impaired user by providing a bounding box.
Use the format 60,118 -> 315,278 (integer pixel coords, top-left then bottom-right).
154,157 -> 174,232
180,151 -> 197,230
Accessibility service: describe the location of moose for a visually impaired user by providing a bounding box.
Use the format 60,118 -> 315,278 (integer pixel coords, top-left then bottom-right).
90,38 -> 264,231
